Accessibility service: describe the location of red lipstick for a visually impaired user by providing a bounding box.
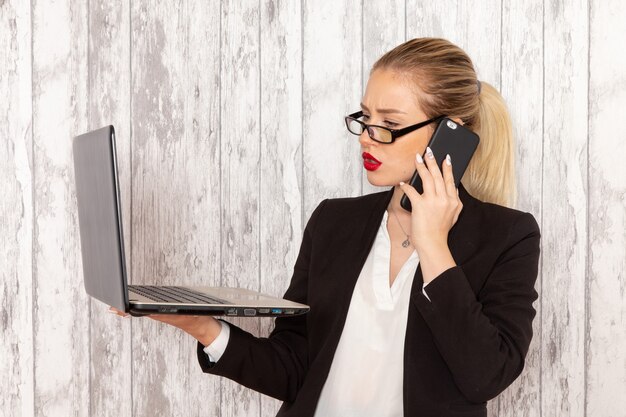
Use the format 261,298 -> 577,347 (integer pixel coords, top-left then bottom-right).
362,152 -> 382,171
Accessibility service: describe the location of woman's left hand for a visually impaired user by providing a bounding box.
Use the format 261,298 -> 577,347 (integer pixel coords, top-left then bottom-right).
398,147 -> 463,252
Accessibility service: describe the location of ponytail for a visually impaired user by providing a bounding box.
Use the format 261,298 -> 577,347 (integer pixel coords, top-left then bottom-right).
464,81 -> 516,207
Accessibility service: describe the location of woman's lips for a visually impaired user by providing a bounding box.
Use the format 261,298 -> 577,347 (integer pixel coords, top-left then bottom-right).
362,152 -> 382,171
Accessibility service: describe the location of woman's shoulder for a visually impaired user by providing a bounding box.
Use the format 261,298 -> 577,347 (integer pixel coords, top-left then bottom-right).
312,189 -> 390,219
482,199 -> 537,228
304,189 -> 390,235
463,190 -> 541,247
452,189 -> 540,273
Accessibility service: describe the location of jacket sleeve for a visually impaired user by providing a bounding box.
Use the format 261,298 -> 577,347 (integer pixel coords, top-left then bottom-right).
196,199 -> 328,402
413,211 -> 541,403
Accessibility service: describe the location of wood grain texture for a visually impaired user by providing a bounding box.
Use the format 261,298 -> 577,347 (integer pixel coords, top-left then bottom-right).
130,1 -> 223,415
259,1 -> 303,415
219,0 -> 262,415
184,2 -> 224,416
361,0 -> 405,196
302,0 -> 363,212
541,0 -> 589,416
587,0 -> 626,415
88,1 -> 133,415
0,1 -> 33,417
3,1 -> 626,416
31,0 -> 90,415
498,1 -> 543,416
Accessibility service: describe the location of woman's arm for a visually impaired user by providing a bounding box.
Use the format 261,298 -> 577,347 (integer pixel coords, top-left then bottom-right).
414,212 -> 540,403
399,149 -> 540,402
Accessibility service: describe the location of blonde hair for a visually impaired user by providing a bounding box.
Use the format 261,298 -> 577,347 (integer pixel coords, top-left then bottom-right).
372,37 -> 516,207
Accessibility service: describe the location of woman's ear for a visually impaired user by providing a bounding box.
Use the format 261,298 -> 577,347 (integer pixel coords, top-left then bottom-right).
450,116 -> 464,126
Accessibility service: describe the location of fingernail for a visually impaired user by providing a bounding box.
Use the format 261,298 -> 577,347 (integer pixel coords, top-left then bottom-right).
415,153 -> 423,164
446,154 -> 451,165
399,181 -> 405,186
426,147 -> 434,159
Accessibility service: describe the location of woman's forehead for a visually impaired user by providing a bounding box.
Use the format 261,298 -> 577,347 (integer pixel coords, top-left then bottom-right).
362,69 -> 424,116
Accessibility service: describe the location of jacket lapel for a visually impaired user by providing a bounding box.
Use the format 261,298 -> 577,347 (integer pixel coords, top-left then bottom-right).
336,187 -> 395,311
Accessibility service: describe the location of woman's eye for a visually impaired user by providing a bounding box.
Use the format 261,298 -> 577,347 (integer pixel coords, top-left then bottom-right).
360,114 -> 397,127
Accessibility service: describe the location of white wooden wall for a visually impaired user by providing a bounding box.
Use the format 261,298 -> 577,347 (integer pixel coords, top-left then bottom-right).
1,1 -> 625,416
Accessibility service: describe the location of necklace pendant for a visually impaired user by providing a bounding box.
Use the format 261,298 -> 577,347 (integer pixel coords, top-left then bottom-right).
402,238 -> 410,248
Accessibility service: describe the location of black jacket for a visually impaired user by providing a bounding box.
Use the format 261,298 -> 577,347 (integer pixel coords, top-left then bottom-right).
197,184 -> 541,417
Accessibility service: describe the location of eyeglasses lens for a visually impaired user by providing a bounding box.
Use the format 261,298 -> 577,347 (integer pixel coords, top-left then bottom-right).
346,117 -> 392,143
368,127 -> 391,143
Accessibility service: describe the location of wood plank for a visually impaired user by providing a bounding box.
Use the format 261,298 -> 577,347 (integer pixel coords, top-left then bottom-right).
87,2 -> 133,415
258,0 -> 303,415
0,1 -> 33,416
219,0 -> 262,415
541,0 -> 588,415
302,0 -> 363,213
130,3 -> 186,414
31,0 -> 90,415
130,1 -> 222,415
497,1 -> 543,416
184,1 -> 224,415
361,0 -> 405,196
587,0 -> 626,415
406,2 -> 502,415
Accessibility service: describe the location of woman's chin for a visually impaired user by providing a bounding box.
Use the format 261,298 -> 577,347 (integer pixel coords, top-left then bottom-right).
365,171 -> 400,187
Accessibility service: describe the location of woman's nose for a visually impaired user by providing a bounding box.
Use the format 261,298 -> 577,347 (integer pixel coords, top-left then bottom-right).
358,129 -> 377,147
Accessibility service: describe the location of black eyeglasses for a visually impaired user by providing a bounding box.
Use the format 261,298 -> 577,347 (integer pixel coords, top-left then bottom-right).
344,111 -> 445,144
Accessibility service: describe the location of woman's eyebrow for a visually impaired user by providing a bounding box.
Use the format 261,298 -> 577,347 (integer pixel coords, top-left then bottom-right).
360,103 -> 407,115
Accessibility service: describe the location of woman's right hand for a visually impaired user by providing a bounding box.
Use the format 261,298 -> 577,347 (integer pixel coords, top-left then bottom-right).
109,307 -> 222,346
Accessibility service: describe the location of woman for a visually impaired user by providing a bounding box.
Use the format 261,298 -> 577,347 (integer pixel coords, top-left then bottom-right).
113,38 -> 540,417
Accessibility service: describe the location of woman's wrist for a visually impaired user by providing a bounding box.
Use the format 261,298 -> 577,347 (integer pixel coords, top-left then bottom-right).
416,239 -> 456,284
191,317 -> 223,347
413,234 -> 448,253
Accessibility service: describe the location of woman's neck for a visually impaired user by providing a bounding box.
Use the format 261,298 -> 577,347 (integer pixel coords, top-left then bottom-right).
387,185 -> 411,218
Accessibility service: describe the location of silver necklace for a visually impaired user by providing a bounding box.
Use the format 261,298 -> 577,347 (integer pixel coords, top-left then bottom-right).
390,208 -> 411,248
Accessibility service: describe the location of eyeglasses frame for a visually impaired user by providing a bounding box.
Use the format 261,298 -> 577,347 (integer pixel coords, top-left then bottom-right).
345,110 -> 446,144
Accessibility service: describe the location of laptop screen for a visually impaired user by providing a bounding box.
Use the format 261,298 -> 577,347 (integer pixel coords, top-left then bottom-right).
73,126 -> 129,311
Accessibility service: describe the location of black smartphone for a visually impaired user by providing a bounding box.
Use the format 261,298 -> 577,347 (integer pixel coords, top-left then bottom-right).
400,118 -> 479,212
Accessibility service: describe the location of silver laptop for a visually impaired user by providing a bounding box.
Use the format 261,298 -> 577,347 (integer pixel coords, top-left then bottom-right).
72,125 -> 309,318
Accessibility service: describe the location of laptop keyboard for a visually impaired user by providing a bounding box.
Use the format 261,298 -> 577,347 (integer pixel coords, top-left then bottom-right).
129,285 -> 228,305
